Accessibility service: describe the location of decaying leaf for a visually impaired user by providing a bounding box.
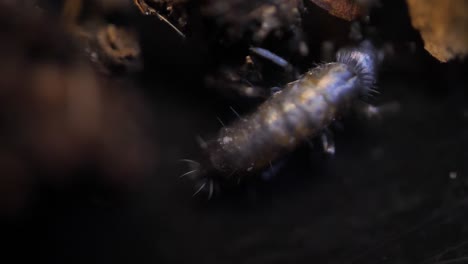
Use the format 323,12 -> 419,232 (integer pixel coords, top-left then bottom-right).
309,0 -> 369,21
406,0 -> 468,62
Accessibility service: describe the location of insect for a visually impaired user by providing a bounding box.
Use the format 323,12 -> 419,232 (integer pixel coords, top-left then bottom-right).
181,40 -> 379,198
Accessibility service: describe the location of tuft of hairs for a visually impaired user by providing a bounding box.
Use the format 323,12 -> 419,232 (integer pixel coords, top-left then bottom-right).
336,40 -> 378,95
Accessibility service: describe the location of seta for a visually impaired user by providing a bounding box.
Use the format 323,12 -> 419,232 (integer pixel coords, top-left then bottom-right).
182,41 -> 379,199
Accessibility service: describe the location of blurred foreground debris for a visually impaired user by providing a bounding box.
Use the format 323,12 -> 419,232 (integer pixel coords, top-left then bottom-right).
201,0 -> 307,55
0,3 -> 156,215
205,56 -> 268,100
406,0 -> 468,62
83,23 -> 143,73
62,0 -> 143,73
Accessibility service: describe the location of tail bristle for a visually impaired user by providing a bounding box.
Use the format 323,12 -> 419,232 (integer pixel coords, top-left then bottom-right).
178,159 -> 201,179
336,41 -> 378,95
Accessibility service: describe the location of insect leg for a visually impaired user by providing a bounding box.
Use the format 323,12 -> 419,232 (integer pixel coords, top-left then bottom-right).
249,47 -> 290,68
249,47 -> 298,78
260,160 -> 287,181
320,129 -> 336,156
270,86 -> 282,95
353,101 -> 401,120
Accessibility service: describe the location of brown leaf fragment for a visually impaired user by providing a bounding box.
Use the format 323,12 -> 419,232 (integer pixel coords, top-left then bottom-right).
95,24 -> 142,72
406,0 -> 468,62
309,0 -> 367,21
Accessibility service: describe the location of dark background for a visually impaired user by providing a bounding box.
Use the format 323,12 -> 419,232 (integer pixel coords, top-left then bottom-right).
4,1 -> 468,263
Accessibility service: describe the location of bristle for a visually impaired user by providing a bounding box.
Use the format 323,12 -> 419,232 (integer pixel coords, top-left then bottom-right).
184,41 -> 381,199
336,41 -> 378,95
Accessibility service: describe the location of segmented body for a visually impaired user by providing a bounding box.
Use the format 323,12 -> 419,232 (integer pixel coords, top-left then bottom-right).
186,41 -> 378,195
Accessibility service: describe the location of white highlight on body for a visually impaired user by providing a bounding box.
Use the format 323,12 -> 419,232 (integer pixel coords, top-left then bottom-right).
449,171 -> 458,179
222,136 -> 233,144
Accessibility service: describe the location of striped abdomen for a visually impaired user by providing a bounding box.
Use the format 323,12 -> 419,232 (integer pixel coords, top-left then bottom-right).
207,62 -> 361,177
193,41 -> 378,188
